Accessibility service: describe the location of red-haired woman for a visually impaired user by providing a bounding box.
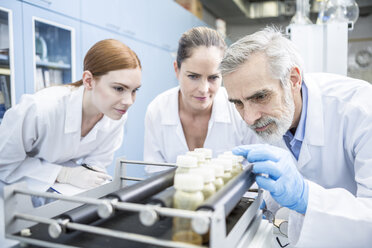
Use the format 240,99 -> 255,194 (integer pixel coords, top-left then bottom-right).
0,39 -> 141,201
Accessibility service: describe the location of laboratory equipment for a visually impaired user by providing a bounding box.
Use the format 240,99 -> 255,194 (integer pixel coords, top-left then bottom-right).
3,158 -> 271,248
290,0 -> 312,25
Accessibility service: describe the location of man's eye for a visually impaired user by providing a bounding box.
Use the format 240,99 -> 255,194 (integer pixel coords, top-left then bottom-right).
254,94 -> 267,102
234,101 -> 243,108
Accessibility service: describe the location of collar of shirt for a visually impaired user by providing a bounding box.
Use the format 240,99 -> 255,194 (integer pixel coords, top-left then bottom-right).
283,81 -> 308,160
65,85 -> 84,133
162,86 -> 232,125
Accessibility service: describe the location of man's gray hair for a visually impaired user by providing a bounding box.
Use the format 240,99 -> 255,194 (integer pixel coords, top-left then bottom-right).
220,26 -> 304,87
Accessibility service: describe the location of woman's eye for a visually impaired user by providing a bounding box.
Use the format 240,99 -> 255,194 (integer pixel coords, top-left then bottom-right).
208,75 -> 219,81
113,86 -> 124,92
188,74 -> 199,80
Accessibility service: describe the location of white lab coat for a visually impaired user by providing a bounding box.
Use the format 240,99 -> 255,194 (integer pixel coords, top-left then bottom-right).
265,73 -> 372,247
144,86 -> 258,171
0,85 -> 126,193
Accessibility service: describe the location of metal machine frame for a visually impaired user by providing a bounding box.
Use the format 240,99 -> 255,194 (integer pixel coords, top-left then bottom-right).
3,158 -> 271,248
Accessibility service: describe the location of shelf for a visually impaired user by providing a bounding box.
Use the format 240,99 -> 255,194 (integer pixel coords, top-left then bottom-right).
0,68 -> 10,75
0,54 -> 9,61
0,54 -> 9,66
36,60 -> 71,69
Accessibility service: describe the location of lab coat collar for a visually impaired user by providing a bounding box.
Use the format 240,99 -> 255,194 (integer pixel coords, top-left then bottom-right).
275,138 -> 312,168
65,85 -> 84,134
80,115 -> 112,144
211,87 -> 232,123
161,86 -> 232,125
161,87 -> 180,125
302,76 -> 325,146
276,77 -> 324,169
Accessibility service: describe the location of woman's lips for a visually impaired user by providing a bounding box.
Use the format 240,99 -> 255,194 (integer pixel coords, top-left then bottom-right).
194,96 -> 207,101
115,109 -> 127,115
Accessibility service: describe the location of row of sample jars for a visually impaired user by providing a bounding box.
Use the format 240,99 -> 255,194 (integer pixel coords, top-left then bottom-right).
172,148 -> 245,245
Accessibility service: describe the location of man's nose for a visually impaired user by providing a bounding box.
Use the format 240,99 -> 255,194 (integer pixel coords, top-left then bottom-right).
243,106 -> 261,126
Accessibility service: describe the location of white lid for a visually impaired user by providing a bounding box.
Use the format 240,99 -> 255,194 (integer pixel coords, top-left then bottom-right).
223,151 -> 244,162
223,151 -> 233,156
186,151 -> 206,163
191,167 -> 215,183
194,148 -> 212,159
174,174 -> 204,191
218,154 -> 239,166
210,161 -> 224,177
213,157 -> 233,171
176,155 -> 198,168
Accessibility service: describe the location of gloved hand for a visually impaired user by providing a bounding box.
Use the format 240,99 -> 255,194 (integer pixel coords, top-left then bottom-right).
57,165 -> 112,189
233,144 -> 309,214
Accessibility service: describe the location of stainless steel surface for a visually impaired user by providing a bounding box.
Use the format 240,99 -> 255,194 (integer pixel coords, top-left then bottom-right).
97,200 -> 114,219
14,188 -> 111,207
3,158 -> 270,248
121,176 -> 144,181
191,212 -> 211,234
124,160 -> 177,167
113,200 -> 213,222
139,207 -> 159,226
8,235 -> 79,248
14,213 -> 206,248
48,222 -> 63,239
209,192 -> 262,248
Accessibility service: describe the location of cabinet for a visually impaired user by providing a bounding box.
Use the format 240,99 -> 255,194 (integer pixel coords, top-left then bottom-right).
0,8 -> 12,121
21,2 -> 81,93
22,0 -> 80,19
81,0 -> 146,40
145,0 -> 194,51
33,19 -> 75,90
0,1 -> 24,121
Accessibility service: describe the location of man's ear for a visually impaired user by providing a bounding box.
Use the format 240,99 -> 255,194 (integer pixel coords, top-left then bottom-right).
290,66 -> 302,90
82,70 -> 94,90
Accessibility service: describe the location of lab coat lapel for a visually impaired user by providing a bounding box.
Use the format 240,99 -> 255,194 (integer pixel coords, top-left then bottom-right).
162,87 -> 189,150
81,115 -> 112,145
298,141 -> 311,168
176,122 -> 188,150
297,77 -> 325,169
204,87 -> 232,144
65,86 -> 84,134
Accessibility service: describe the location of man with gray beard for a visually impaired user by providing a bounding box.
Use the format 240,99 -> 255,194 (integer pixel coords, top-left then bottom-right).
221,26 -> 372,247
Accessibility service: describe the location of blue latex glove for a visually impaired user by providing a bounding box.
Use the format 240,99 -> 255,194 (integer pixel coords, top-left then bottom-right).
233,144 -> 309,214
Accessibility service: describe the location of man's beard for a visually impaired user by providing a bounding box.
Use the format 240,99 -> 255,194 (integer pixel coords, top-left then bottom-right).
249,86 -> 295,144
